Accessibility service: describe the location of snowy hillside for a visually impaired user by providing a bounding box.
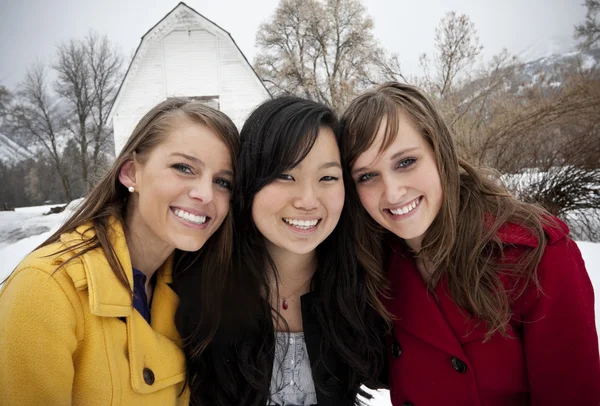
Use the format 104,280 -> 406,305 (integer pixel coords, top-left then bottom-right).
515,36 -> 600,89
517,36 -> 578,63
0,132 -> 35,165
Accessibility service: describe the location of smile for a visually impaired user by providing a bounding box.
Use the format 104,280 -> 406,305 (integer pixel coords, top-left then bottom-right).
282,217 -> 320,231
387,197 -> 422,216
172,208 -> 209,225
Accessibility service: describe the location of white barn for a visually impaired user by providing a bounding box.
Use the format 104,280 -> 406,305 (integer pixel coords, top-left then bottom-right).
109,2 -> 270,154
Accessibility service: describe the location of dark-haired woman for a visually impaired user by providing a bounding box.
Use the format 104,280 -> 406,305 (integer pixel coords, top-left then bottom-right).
0,98 -> 239,405
177,96 -> 387,406
340,81 -> 600,405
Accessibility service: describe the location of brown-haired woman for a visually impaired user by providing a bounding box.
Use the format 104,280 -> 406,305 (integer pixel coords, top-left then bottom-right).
340,82 -> 600,406
0,98 -> 239,405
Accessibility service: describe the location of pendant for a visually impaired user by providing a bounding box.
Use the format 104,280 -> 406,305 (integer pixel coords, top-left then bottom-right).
282,299 -> 289,310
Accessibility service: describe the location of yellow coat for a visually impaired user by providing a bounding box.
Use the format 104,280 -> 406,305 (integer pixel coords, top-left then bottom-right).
0,220 -> 189,405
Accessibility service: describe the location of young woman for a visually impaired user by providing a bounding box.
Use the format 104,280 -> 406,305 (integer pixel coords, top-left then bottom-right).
340,81 -> 600,406
0,98 -> 239,405
177,96 -> 387,406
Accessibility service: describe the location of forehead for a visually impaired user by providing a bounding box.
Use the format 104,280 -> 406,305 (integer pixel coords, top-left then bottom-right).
293,126 -> 341,168
154,116 -> 233,168
352,111 -> 424,170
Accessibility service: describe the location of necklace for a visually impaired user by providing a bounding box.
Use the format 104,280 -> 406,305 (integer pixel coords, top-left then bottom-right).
280,279 -> 311,310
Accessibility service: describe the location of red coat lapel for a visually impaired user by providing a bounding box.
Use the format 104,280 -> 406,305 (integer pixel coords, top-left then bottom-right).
387,250 -> 467,356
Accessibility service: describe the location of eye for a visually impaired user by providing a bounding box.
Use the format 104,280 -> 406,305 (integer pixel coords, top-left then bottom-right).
171,163 -> 193,174
320,175 -> 339,182
396,157 -> 417,169
356,173 -> 376,183
278,173 -> 295,181
214,178 -> 233,191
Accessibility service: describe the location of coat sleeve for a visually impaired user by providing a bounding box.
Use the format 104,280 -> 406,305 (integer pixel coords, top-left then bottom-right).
520,237 -> 600,406
0,267 -> 79,405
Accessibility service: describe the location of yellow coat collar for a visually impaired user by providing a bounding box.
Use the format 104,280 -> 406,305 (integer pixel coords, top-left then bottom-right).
56,218 -> 185,393
58,218 -> 175,318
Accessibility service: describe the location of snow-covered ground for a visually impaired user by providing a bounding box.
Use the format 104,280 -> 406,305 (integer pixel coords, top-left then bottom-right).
0,204 -> 598,406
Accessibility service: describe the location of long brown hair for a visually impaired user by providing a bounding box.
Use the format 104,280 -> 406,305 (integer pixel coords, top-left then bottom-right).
340,81 -> 552,339
36,97 -> 239,294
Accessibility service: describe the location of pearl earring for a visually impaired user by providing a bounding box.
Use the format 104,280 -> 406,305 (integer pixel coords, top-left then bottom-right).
128,186 -> 135,193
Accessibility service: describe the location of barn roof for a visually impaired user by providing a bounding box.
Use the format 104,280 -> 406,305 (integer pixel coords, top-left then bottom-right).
108,2 -> 270,119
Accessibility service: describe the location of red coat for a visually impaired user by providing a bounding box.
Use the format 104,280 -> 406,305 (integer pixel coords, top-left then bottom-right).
384,219 -> 600,406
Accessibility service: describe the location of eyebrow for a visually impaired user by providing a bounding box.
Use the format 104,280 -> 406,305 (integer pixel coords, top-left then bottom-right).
351,146 -> 420,175
319,161 -> 342,170
170,152 -> 233,177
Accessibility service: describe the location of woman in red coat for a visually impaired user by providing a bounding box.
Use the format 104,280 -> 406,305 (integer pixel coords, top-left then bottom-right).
340,81 -> 600,406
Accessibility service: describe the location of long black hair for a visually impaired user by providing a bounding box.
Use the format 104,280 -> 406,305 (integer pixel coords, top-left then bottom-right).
181,96 -> 387,405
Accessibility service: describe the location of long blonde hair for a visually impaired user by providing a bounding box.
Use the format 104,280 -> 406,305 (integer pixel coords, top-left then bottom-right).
341,82 -> 552,339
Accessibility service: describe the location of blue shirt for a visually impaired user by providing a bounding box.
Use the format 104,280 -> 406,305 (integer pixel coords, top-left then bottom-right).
132,268 -> 151,324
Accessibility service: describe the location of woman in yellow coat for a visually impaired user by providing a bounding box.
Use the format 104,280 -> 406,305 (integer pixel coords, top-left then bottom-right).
0,98 -> 239,405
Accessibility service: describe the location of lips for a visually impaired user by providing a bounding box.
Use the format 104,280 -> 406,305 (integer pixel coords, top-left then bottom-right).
282,217 -> 322,232
170,206 -> 211,228
386,196 -> 422,217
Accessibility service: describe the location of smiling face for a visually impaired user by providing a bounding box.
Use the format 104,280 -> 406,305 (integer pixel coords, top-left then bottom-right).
251,127 -> 345,257
123,115 -> 233,254
351,111 -> 442,251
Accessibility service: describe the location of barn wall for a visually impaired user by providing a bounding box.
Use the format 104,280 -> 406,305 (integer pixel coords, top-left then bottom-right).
112,10 -> 269,154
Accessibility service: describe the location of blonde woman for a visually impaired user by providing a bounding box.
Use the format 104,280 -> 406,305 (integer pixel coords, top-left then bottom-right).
0,98 -> 239,405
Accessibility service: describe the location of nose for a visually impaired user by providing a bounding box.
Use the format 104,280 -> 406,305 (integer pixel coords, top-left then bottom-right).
292,181 -> 320,211
383,174 -> 407,204
189,174 -> 214,203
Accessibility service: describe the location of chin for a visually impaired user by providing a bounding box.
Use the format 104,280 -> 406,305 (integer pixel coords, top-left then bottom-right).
175,239 -> 209,253
393,228 -> 426,242
286,244 -> 319,256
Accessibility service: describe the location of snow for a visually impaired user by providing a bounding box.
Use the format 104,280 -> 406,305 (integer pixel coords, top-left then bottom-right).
0,204 -> 598,406
0,200 -> 81,276
517,36 -> 578,63
582,54 -> 598,70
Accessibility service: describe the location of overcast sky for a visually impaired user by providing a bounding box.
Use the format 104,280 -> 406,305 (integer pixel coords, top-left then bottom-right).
0,0 -> 586,90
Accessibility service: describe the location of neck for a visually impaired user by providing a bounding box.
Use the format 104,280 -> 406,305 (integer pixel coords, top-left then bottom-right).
124,204 -> 173,282
405,235 -> 423,252
267,243 -> 317,289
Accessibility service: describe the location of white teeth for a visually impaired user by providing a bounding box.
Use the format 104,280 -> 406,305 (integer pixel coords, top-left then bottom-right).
283,218 -> 319,229
390,198 -> 420,216
174,208 -> 207,225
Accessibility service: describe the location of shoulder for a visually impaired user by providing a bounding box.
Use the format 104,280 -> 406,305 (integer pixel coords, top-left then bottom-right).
496,215 -> 584,276
3,239 -> 85,308
495,215 -> 569,249
14,241 -> 72,275
501,217 -> 592,307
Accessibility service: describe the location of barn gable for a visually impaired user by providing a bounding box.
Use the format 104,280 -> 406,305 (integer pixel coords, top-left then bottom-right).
109,2 -> 270,153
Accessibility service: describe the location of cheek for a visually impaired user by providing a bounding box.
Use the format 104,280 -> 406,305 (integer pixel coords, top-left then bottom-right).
251,189 -> 270,222
357,187 -> 379,214
144,171 -> 182,203
327,184 -> 345,215
420,171 -> 443,205
214,192 -> 232,220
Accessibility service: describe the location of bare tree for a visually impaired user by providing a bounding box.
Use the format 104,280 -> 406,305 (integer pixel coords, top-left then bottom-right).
0,86 -> 12,120
10,63 -> 73,201
85,33 -> 122,181
420,11 -> 483,98
415,11 -> 600,240
54,32 -> 122,190
254,0 -> 403,112
575,0 -> 600,49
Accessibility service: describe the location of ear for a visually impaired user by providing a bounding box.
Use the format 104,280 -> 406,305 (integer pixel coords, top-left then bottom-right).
118,160 -> 137,190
